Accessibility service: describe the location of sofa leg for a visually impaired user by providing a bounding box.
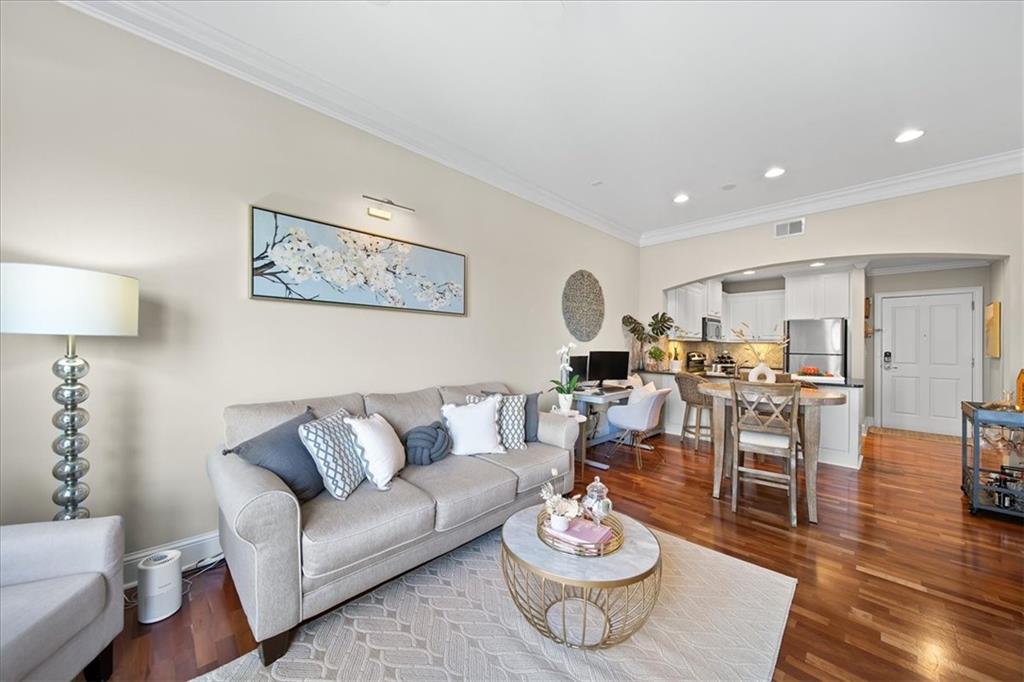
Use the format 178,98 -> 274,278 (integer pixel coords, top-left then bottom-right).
84,641 -> 114,682
258,629 -> 292,666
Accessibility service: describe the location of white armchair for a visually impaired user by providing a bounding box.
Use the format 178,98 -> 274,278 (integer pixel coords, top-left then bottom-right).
0,516 -> 124,682
607,388 -> 672,468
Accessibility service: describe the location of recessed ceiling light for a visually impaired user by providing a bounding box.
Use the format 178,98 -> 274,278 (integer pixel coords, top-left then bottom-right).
809,261 -> 826,268
764,167 -> 786,179
742,270 -> 757,275
673,193 -> 690,204
895,129 -> 925,144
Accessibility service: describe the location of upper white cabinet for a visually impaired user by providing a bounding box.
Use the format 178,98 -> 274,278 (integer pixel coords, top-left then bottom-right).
666,283 -> 704,339
725,290 -> 785,340
705,278 -> 723,318
785,272 -> 850,320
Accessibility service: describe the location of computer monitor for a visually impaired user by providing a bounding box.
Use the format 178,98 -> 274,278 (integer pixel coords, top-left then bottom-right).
568,355 -> 589,381
588,351 -> 629,387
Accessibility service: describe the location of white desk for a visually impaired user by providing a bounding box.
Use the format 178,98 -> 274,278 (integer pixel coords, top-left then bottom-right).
571,387 -> 634,470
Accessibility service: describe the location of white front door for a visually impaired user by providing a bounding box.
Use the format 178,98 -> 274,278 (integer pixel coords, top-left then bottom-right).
880,292 -> 976,435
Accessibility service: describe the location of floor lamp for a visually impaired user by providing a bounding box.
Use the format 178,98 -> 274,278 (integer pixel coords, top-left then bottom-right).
0,263 -> 139,520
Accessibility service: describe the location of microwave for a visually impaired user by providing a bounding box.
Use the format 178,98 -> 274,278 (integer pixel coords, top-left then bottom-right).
702,317 -> 723,342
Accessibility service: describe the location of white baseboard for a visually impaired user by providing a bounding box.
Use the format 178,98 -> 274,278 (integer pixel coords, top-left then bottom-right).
123,529 -> 221,588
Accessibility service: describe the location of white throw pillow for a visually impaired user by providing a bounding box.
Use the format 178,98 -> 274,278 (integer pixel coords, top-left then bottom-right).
626,373 -> 644,389
628,381 -> 657,405
343,413 -> 405,490
442,395 -> 506,455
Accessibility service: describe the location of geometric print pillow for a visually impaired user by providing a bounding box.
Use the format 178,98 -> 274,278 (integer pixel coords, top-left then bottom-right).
297,408 -> 366,500
467,393 -> 527,450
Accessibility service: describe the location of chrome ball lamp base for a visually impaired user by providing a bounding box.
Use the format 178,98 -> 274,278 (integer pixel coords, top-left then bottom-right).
51,335 -> 91,520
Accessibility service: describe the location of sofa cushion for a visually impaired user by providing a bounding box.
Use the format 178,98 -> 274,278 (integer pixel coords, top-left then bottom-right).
0,573 -> 105,682
439,382 -> 510,406
224,393 -> 366,449
476,442 -> 572,493
228,407 -> 323,502
300,479 -> 435,578
364,387 -> 443,438
400,456 -> 517,531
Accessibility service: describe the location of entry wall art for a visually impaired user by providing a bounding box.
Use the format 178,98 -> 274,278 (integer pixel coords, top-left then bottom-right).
251,207 -> 466,315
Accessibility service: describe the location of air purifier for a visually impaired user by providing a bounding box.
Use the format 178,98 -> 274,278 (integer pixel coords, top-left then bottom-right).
137,549 -> 182,624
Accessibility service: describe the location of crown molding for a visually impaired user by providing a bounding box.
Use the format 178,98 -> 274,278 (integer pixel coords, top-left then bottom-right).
866,259 -> 992,277
638,150 -> 1024,246
62,2 -> 1022,251
62,0 -> 640,246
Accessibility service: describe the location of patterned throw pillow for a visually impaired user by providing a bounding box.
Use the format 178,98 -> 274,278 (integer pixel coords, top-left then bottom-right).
467,393 -> 527,450
297,408 -> 366,500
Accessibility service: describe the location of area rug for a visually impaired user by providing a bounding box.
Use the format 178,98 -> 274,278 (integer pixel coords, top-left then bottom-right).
198,528 -> 796,681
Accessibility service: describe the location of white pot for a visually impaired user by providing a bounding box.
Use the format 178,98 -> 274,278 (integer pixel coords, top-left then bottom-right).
669,359 -> 682,373
550,514 -> 571,532
748,362 -> 776,383
557,393 -> 574,412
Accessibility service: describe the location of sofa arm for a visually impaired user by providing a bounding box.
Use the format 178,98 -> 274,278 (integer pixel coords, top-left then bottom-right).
0,516 -> 123,588
207,451 -> 302,641
537,411 -> 580,452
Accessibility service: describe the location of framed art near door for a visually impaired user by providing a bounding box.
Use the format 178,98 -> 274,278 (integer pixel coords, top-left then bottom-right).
250,207 -> 466,315
984,302 -> 1001,358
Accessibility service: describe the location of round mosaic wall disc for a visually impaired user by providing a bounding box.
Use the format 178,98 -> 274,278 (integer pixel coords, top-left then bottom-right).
561,270 -> 605,342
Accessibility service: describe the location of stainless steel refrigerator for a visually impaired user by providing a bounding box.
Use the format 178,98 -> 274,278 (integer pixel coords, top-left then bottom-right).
785,318 -> 847,383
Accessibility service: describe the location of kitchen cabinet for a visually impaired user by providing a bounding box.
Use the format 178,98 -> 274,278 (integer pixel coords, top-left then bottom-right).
667,283 -> 704,339
724,290 -> 784,340
705,278 -> 723,318
785,272 -> 850,320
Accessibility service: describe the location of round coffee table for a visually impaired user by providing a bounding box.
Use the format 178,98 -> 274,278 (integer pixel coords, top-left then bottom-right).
500,504 -> 661,649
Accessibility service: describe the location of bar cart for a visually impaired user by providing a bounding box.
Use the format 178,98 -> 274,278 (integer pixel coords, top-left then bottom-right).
961,401 -> 1024,518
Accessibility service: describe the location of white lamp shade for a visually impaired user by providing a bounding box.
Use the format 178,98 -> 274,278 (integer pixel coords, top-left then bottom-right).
0,262 -> 139,336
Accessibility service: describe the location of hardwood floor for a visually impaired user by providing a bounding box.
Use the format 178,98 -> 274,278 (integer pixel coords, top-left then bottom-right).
110,431 -> 1023,680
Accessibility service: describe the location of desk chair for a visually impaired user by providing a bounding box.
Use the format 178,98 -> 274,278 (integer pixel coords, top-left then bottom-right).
607,388 -> 672,469
729,381 -> 801,527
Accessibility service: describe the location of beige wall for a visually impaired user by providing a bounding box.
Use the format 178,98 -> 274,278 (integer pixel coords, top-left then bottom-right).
0,3 -> 640,551
863,266 -> 995,416
639,175 -> 1024,398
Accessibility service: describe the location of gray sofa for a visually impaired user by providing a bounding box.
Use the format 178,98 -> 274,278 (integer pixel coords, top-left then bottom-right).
0,516 -> 124,682
207,382 -> 577,665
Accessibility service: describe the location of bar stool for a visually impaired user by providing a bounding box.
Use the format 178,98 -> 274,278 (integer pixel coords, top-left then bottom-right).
675,372 -> 713,449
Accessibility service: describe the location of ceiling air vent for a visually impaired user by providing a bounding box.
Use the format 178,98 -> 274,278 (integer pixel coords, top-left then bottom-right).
774,218 -> 805,238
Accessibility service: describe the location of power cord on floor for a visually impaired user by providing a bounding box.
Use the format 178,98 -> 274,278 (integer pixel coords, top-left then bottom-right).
123,553 -> 226,609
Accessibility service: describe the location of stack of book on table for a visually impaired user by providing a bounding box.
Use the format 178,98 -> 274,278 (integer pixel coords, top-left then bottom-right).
547,518 -> 614,546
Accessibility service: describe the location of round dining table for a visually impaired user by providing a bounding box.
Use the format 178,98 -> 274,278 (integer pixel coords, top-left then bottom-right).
697,382 -> 847,523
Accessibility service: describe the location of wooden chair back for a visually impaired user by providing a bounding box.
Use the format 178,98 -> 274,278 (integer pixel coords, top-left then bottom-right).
729,380 -> 801,440
675,371 -> 710,406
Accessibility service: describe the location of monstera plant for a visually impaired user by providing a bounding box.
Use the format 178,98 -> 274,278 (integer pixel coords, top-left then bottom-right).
622,312 -> 674,371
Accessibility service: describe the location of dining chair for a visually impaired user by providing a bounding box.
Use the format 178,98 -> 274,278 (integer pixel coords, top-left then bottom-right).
729,380 -> 802,527
607,388 -> 672,469
675,372 -> 713,449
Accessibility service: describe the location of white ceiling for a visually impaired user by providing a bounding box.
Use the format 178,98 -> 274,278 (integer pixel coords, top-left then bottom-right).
70,1 -> 1024,245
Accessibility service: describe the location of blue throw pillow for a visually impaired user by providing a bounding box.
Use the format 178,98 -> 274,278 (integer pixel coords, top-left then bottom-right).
223,407 -> 323,502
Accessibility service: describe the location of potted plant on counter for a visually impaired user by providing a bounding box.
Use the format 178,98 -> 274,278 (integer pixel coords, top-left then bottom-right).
622,312 -> 674,371
647,345 -> 666,372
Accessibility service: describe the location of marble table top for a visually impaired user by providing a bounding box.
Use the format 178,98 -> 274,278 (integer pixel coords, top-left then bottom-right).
501,504 -> 661,585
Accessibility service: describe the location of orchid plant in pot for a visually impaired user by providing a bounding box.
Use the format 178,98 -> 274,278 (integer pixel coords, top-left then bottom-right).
551,342 -> 581,412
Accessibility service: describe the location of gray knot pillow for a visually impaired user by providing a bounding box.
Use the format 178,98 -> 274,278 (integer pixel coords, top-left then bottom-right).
402,421 -> 452,466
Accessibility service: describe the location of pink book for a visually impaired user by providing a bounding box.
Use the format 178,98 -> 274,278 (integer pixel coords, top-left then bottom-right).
547,518 -> 613,546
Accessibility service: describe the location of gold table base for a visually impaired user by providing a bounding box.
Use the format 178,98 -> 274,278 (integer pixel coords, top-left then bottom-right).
500,541 -> 661,649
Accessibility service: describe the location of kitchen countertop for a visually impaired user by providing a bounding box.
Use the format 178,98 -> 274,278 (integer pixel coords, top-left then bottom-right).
639,368 -> 864,388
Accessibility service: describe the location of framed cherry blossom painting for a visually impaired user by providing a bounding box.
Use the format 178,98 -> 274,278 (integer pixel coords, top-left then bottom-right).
250,207 -> 466,315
